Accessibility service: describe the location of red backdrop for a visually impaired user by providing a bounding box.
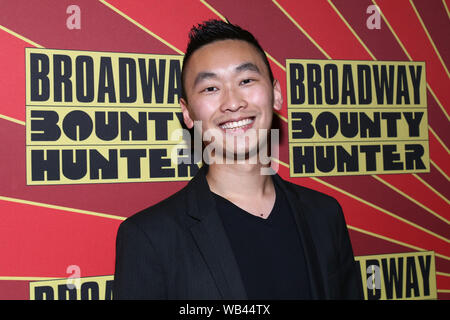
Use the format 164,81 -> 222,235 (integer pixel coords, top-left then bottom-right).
0,0 -> 448,299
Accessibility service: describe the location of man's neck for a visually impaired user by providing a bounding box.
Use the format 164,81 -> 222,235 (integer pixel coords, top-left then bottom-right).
206,163 -> 274,201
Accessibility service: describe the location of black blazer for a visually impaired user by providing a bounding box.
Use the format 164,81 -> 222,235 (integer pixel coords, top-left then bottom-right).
113,165 -> 363,299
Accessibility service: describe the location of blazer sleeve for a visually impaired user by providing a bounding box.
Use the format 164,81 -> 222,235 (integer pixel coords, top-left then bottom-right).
334,201 -> 364,300
113,218 -> 167,299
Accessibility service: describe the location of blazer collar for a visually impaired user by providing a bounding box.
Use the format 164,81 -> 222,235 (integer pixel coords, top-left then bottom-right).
272,174 -> 327,299
185,165 -> 247,299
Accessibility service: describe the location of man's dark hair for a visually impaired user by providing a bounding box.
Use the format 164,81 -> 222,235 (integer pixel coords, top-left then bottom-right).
180,19 -> 274,102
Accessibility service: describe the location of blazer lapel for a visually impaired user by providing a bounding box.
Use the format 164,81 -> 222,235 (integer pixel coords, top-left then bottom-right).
185,166 -> 247,300
273,174 -> 327,299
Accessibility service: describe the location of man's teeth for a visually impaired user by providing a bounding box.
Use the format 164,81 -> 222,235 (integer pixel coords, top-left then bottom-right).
220,118 -> 254,129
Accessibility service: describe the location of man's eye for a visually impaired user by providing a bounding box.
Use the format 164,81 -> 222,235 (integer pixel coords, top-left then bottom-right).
241,79 -> 253,85
203,87 -> 217,92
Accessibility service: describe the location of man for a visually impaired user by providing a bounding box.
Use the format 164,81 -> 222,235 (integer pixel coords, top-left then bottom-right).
113,19 -> 363,299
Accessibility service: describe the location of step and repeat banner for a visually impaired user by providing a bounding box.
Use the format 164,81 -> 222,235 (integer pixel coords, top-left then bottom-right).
0,0 -> 448,300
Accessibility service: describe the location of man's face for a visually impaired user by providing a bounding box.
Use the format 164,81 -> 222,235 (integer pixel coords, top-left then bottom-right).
180,39 -> 282,159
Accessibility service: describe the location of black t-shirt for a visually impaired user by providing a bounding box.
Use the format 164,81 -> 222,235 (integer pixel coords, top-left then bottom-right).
212,182 -> 312,300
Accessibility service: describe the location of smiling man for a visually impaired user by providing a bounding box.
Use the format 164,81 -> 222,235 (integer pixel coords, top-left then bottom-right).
113,19 -> 363,300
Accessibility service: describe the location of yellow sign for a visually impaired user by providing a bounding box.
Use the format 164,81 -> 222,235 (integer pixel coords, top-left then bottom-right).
26,107 -> 184,146
26,144 -> 199,185
286,59 -> 426,108
355,251 -> 437,300
24,48 -> 200,185
30,275 -> 114,300
25,48 -> 182,107
286,59 -> 429,177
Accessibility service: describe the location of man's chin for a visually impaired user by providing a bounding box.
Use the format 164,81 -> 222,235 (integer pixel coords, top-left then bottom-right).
203,143 -> 261,165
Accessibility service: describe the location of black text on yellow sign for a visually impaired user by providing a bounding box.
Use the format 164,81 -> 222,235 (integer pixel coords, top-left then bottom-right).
25,48 -> 182,107
355,251 -> 437,300
287,59 -> 426,108
30,275 -> 113,300
289,141 -> 429,177
26,145 -> 200,185
286,59 -> 429,177
24,48 -> 199,185
26,107 -> 185,146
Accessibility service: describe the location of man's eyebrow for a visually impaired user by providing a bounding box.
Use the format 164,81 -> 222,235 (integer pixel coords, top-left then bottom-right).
192,63 -> 260,87
235,62 -> 260,74
193,72 -> 217,87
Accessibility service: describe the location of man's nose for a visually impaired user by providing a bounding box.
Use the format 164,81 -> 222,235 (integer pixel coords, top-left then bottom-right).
220,87 -> 247,112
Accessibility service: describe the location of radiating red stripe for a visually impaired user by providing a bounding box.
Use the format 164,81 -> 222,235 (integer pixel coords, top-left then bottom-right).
319,175 -> 450,240
0,29 -> 28,122
429,132 -> 450,178
438,292 -> 450,300
379,174 -> 450,222
207,0 -> 326,62
105,0 -> 217,53
427,91 -> 450,149
376,0 -> 450,116
412,0 -> 450,70
417,166 -> 450,201
351,229 -> 450,278
332,0 -> 406,60
349,228 -> 416,256
275,0 -> 373,60
0,0 -> 173,54
0,281 -> 29,300
437,274 -> 450,290
435,256 -> 450,275
0,200 -> 121,277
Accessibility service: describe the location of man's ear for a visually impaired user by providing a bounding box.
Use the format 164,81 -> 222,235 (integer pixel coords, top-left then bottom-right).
180,98 -> 194,129
272,79 -> 283,111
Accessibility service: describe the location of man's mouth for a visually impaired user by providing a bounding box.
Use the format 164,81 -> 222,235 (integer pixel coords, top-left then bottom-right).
219,117 -> 255,131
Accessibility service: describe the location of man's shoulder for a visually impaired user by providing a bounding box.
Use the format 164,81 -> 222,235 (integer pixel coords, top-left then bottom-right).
277,177 -> 348,245
121,183 -> 190,231
278,176 -> 340,210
